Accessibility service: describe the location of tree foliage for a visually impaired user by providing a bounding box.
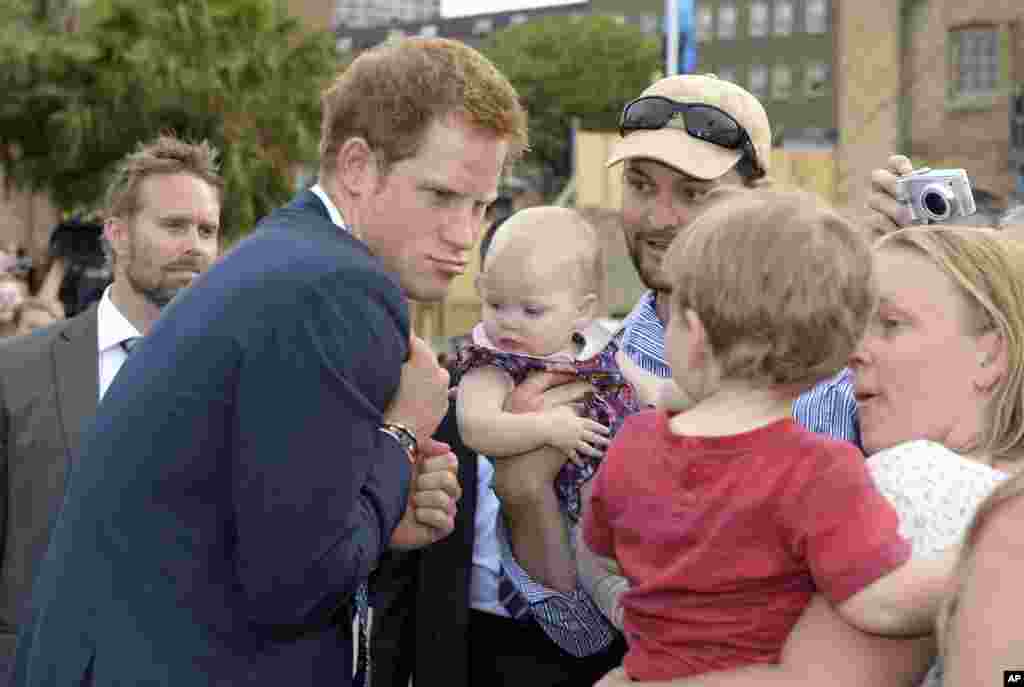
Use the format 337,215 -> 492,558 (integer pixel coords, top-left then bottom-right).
0,0 -> 340,239
482,15 -> 661,185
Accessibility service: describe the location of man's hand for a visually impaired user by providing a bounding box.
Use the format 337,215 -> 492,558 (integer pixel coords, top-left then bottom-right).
389,438 -> 461,551
504,370 -> 593,414
489,369 -> 597,506
864,154 -> 915,238
385,335 -> 450,441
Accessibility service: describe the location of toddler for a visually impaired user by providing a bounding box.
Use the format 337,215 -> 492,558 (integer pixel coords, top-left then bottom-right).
454,206 -> 640,522
582,189 -> 958,680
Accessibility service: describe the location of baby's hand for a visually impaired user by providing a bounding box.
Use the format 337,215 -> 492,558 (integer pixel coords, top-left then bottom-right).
547,406 -> 610,465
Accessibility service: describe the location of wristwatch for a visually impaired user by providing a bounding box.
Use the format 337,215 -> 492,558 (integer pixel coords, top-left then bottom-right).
379,423 -> 418,464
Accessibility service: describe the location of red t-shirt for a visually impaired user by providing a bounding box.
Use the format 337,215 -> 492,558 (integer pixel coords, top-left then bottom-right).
583,410 -> 911,681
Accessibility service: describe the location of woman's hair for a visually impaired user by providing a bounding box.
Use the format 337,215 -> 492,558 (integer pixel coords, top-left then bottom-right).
999,203 -> 1024,229
319,38 -> 528,178
875,228 -> 1024,460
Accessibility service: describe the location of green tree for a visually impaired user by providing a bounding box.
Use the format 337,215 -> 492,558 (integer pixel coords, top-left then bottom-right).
482,15 -> 661,188
0,0 -> 340,240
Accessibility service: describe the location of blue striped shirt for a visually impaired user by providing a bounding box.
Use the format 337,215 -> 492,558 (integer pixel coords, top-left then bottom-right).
498,290 -> 861,657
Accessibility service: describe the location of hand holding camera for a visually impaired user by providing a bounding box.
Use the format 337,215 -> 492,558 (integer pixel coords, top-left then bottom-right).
866,155 -> 977,237
894,168 -> 976,224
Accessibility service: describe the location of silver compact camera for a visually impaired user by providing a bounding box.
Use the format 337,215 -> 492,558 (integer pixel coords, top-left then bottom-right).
894,168 -> 976,224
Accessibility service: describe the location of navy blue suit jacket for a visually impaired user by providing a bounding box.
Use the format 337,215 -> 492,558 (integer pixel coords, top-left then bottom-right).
14,191 -> 413,686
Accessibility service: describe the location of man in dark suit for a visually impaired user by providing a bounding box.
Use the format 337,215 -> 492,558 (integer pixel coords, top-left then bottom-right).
14,37 -> 526,686
0,134 -> 222,685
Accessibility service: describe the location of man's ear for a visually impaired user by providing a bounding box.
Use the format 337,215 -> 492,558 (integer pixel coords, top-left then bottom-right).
103,217 -> 130,264
333,137 -> 379,199
683,308 -> 711,369
974,329 -> 1007,393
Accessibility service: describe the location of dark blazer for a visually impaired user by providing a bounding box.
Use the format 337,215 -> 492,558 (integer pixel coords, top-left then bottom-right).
15,191 -> 414,686
370,402 -> 478,687
0,307 -> 99,669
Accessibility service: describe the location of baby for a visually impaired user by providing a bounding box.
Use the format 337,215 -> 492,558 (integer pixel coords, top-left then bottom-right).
454,206 -> 640,522
582,189 -> 958,681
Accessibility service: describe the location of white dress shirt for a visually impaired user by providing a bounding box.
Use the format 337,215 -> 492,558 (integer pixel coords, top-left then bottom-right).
96,286 -> 143,400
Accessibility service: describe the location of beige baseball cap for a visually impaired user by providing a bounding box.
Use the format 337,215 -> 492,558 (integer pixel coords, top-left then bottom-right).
607,74 -> 772,180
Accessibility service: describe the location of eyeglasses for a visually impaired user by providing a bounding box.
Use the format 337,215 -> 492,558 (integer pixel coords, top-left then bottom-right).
619,96 -> 762,177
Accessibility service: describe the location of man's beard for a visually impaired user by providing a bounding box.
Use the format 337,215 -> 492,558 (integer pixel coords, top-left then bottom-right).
625,228 -> 675,293
125,260 -> 201,309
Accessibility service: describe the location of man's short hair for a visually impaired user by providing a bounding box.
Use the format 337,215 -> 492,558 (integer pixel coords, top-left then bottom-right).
319,37 -> 528,176
666,188 -> 875,387
104,134 -> 223,220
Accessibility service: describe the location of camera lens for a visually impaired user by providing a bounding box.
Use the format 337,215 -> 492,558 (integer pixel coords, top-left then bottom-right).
921,188 -> 952,220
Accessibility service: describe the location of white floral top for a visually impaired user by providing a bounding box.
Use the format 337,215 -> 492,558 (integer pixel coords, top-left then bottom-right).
867,440 -> 1010,687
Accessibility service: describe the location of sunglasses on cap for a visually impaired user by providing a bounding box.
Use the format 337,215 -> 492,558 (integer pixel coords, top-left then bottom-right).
619,96 -> 762,177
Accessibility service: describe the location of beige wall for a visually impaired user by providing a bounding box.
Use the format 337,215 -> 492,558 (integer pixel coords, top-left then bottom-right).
284,0 -> 336,32
834,0 -> 902,209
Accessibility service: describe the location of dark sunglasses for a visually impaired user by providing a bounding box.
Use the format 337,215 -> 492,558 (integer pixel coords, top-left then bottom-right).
619,96 -> 762,177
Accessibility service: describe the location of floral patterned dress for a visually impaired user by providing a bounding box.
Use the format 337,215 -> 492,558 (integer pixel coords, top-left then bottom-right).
454,324 -> 641,523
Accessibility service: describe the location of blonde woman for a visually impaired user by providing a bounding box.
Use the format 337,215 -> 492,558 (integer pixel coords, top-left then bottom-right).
592,226 -> 1024,687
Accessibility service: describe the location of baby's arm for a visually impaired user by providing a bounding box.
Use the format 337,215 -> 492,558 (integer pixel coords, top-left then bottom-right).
456,365 -> 610,460
836,547 -> 958,637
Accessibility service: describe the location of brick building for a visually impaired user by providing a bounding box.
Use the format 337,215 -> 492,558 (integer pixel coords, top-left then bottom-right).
837,0 -> 1023,209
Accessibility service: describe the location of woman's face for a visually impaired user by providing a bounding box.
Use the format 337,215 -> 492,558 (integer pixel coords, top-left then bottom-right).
850,247 -> 993,455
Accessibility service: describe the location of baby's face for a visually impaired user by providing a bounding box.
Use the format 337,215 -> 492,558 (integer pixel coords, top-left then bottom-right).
479,264 -> 589,357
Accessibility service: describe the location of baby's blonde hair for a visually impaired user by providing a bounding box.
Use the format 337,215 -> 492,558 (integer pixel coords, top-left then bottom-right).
481,206 -> 604,302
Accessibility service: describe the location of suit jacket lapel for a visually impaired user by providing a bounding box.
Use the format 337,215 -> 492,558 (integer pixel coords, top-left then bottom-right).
53,306 -> 100,461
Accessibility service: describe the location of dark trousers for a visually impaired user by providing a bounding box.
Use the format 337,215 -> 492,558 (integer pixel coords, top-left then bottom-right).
468,610 -> 626,687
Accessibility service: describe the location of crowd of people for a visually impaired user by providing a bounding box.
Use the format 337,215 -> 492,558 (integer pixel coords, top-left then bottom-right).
0,34 -> 1021,687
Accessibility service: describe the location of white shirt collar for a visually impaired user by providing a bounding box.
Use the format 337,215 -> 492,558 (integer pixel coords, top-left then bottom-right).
310,183 -> 352,234
97,285 -> 142,354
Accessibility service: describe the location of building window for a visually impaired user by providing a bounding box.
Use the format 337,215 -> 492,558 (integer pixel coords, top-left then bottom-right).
716,66 -> 737,85
806,61 -> 830,96
717,3 -> 736,40
697,4 -> 713,43
335,36 -> 353,53
773,0 -> 793,36
419,24 -> 437,37
510,13 -> 528,26
950,27 -> 1001,97
749,65 -> 768,97
772,64 -> 792,99
749,1 -> 768,37
805,0 -> 828,34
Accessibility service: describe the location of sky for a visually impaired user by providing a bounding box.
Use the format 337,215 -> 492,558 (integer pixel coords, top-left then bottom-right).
440,0 -> 582,18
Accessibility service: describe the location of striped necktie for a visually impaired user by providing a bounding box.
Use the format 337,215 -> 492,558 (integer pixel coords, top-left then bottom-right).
353,582 -> 371,686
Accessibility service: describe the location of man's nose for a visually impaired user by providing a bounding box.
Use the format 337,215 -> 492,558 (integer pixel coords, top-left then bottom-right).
648,197 -> 688,230
443,206 -> 480,251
